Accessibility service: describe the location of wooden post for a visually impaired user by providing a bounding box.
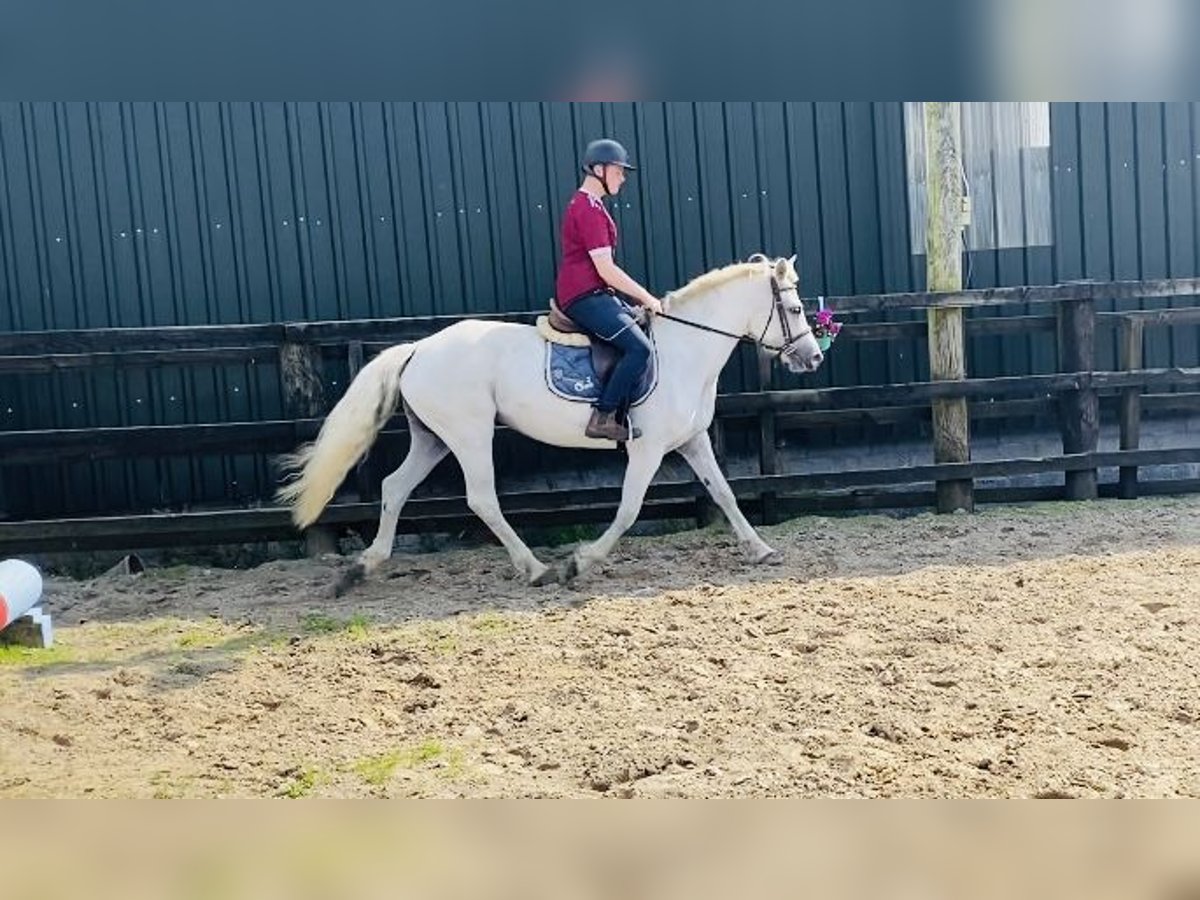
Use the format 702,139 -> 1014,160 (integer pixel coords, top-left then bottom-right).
279,340 -> 326,419
280,337 -> 336,554
924,102 -> 973,513
1056,297 -> 1099,499
756,352 -> 778,524
1118,316 -> 1144,499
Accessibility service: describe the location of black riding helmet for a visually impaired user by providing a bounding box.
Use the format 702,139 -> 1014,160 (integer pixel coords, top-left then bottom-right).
582,138 -> 636,195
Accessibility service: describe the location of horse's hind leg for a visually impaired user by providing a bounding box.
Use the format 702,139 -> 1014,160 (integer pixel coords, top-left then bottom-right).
358,416 -> 449,574
563,440 -> 664,581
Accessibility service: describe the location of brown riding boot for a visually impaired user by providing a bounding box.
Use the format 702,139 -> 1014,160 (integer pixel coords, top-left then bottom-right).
585,408 -> 630,441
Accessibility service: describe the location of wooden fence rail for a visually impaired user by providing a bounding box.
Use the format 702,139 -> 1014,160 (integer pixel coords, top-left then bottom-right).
3,278 -> 1200,554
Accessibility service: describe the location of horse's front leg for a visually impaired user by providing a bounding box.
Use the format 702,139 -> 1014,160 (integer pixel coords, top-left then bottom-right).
676,429 -> 780,564
563,442 -> 664,581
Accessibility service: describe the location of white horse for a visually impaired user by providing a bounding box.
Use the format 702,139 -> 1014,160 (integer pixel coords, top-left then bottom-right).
277,254 -> 824,588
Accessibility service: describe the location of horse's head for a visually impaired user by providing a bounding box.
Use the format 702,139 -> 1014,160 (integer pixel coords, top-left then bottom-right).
748,254 -> 825,374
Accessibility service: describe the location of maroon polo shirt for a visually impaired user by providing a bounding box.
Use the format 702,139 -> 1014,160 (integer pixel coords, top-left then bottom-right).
555,190 -> 617,308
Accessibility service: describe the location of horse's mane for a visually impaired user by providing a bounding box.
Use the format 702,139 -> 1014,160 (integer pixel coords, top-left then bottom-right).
666,254 -> 788,305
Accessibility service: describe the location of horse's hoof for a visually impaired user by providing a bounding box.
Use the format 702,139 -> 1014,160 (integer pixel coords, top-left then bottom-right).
333,562 -> 366,597
530,565 -> 558,587
755,549 -> 783,566
558,554 -> 581,584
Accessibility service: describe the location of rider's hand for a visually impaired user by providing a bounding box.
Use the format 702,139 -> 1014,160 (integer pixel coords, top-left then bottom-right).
643,296 -> 664,316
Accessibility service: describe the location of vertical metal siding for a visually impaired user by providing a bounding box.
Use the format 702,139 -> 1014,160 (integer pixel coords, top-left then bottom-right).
1052,102 -> 1200,374
4,102 -> 1200,519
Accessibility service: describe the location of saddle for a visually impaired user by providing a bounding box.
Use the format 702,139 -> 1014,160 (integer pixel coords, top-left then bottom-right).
538,297 -> 649,388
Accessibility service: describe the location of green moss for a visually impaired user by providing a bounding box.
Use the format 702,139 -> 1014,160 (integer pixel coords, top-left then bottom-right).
278,767 -> 325,799
469,611 -> 515,634
352,741 -> 449,786
0,644 -> 76,668
301,612 -> 372,637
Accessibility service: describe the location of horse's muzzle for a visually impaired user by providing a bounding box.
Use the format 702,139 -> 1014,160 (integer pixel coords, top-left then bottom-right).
783,348 -> 823,374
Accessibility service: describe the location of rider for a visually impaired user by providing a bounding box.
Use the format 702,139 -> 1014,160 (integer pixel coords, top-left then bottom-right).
555,138 -> 664,442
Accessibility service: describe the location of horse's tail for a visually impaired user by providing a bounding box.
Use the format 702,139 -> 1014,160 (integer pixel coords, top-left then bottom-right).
275,342 -> 417,529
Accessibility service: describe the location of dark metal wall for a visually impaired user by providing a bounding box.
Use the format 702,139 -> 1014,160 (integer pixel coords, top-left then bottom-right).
2,102 -> 1198,519
1051,102 -> 1200,372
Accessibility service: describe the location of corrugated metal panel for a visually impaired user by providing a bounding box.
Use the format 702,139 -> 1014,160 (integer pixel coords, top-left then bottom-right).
4,102 -> 1200,520
1051,102 -> 1200,374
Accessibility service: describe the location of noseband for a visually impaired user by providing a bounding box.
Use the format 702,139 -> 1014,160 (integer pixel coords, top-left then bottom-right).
758,276 -> 813,357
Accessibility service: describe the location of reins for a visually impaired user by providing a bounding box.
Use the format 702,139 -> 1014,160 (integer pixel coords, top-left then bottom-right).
655,276 -> 813,356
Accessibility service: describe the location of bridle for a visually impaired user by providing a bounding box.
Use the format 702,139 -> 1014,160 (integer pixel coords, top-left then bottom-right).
656,276 -> 814,357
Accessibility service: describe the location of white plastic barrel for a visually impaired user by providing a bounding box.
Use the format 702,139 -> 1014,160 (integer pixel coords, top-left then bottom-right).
0,559 -> 44,629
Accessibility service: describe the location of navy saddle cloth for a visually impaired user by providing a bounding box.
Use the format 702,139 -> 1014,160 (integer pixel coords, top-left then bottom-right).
544,332 -> 658,406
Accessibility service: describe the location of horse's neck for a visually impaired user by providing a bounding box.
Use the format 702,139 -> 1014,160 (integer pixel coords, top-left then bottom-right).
658,281 -> 751,383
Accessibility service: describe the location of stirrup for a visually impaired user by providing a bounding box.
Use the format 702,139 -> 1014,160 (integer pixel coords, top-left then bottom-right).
585,409 -> 630,441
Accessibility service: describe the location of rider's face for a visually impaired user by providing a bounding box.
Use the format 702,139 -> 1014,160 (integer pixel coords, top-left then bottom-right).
603,164 -> 627,193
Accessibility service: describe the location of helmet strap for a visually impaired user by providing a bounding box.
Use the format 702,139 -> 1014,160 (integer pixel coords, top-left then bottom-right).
584,164 -> 613,197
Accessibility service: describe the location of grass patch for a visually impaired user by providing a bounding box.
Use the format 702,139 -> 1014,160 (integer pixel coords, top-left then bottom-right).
353,751 -> 406,787
0,643 -> 76,668
177,626 -> 229,650
469,611 -> 515,634
345,614 -> 371,639
209,630 -> 283,654
278,767 -> 325,799
301,612 -> 372,637
977,500 -> 1079,518
148,564 -> 193,582
428,633 -> 459,654
300,613 -> 343,635
352,740 -> 449,786
0,619 -> 275,673
408,624 -> 459,655
150,770 -> 203,799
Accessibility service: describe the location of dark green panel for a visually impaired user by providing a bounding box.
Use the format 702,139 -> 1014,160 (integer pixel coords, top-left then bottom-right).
1051,102 -> 1083,286
664,103 -> 706,289
1134,103 -> 1171,367
784,103 -> 827,296
1185,100 -> 1200,364
1,104 -> 48,331
813,103 -> 854,394
479,103 -> 527,308
629,102 -> 674,294
717,103 -> 760,393
386,102 -> 435,317
753,102 -> 794,259
452,102 -> 502,314
843,103 -> 885,390
1076,102 -> 1115,370
1106,104 -> 1140,283
1077,104 -> 1111,281
6,101 -> 1200,522
356,103 -> 400,319
695,102 -> 733,270
871,103 -> 919,386
512,103 -> 556,316
322,102 -> 371,321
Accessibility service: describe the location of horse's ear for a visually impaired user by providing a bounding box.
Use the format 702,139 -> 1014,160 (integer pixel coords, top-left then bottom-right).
788,254 -> 797,267
774,257 -> 790,279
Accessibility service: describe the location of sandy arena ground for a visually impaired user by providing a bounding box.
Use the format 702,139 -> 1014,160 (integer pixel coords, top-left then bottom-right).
2,496 -> 1198,798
